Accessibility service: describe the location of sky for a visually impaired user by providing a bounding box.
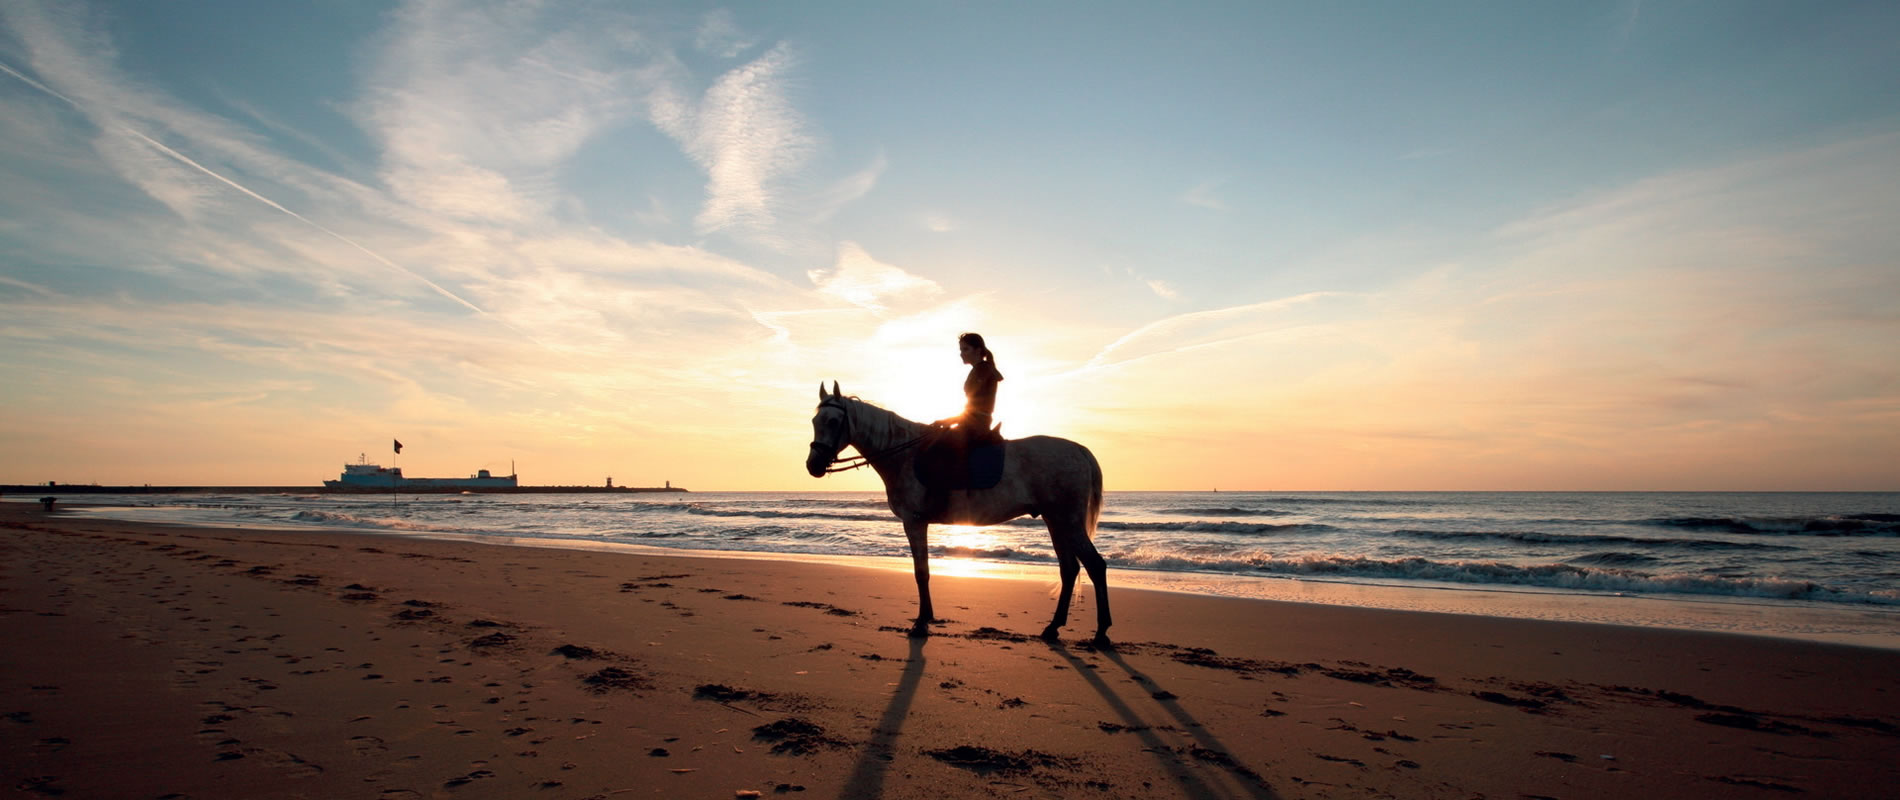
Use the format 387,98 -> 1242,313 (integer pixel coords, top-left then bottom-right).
2,1 -> 1897,491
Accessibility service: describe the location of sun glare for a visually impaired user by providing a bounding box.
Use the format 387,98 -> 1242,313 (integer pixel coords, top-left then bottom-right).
853,327 -> 1061,438
937,525 -> 1000,555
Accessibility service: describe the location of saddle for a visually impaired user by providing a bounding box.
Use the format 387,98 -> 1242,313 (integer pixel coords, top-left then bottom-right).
916,424 -> 1007,491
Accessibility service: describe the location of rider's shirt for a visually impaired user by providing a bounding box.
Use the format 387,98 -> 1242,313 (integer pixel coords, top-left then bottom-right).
962,361 -> 1002,424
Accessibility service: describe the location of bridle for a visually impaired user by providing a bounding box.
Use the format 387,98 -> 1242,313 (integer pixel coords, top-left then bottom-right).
810,396 -> 930,474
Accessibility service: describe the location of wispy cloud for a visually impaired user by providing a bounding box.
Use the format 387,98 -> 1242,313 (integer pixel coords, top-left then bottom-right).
695,9 -> 757,58
0,40 -> 501,322
361,1 -> 643,225
808,151 -> 887,223
1085,291 -> 1350,369
0,274 -> 54,297
1181,179 -> 1227,211
1615,0 -> 1644,51
807,242 -> 943,313
649,42 -> 814,238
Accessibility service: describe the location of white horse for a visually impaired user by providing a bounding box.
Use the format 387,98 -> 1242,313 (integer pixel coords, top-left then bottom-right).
805,382 -> 1112,644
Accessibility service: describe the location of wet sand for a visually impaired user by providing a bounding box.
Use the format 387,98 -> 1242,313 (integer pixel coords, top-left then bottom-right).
4,502 -> 1898,798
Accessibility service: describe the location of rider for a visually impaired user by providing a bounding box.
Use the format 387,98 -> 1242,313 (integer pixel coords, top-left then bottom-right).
922,333 -> 1003,519
938,331 -> 1004,444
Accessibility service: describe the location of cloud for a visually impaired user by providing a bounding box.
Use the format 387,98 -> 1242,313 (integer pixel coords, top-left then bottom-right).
360,1 -> 644,224
0,274 -> 54,297
1181,179 -> 1226,211
1084,291 -> 1352,369
649,42 -> 814,237
631,194 -> 673,227
807,151 -> 887,222
807,242 -> 943,312
695,9 -> 757,58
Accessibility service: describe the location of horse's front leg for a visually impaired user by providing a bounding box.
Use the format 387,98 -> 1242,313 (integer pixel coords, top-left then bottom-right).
904,519 -> 934,635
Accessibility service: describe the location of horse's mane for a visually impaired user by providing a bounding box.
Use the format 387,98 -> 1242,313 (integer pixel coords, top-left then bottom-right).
841,395 -> 926,444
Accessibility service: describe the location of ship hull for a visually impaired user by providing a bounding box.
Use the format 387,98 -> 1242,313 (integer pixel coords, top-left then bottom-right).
322,476 -> 519,490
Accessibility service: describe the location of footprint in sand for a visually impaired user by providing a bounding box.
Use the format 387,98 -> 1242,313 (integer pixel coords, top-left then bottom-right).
236,747 -> 323,777
197,730 -> 239,750
351,735 -> 389,756
443,769 -> 495,787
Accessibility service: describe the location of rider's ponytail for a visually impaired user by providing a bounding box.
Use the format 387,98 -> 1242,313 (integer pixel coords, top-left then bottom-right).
959,332 -> 1001,378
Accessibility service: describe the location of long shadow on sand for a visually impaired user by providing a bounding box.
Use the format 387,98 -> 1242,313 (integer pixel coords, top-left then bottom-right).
1051,642 -> 1280,800
836,635 -> 928,800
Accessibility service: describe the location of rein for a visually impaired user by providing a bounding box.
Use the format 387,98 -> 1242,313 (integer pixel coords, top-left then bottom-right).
812,398 -> 931,473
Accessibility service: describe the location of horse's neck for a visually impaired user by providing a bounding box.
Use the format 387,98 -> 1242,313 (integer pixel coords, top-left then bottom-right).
848,399 -> 925,455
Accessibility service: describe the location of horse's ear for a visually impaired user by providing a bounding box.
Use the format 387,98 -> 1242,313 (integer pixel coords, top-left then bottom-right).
831,380 -> 841,398
818,382 -> 828,401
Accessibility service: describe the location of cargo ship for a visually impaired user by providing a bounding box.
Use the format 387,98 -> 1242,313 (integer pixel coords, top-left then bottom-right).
323,456 -> 517,491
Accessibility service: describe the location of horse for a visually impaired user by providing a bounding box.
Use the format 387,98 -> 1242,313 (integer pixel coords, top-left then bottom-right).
805,381 -> 1112,644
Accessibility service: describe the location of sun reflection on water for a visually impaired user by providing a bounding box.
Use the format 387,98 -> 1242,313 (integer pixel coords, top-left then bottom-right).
937,524 -> 998,553
933,525 -> 1007,578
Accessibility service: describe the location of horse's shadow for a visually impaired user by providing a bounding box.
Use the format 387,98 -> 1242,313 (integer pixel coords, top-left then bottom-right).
1049,641 -> 1281,800
833,633 -> 1278,800
836,634 -> 929,799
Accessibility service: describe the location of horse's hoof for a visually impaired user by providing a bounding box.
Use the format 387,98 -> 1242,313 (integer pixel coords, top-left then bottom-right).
1089,633 -> 1114,650
909,623 -> 932,639
1039,626 -> 1061,642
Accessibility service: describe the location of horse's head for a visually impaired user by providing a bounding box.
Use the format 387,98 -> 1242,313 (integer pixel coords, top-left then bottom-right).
807,381 -> 849,478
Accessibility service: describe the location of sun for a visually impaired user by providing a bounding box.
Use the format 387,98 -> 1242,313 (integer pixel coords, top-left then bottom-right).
837,311 -> 1076,444
851,340 -> 1059,438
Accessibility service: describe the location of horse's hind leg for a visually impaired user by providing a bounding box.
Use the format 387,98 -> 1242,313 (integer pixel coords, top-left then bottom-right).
1042,546 -> 1079,642
1077,539 -> 1112,644
1043,511 -> 1112,645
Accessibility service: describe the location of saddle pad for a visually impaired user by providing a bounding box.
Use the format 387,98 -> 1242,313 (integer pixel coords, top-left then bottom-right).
916,441 -> 1008,491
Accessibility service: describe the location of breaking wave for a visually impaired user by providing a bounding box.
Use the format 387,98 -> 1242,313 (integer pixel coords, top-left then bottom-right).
1100,549 -> 1900,605
1392,529 -> 1797,551
1646,515 -> 1900,535
1098,520 -> 1339,535
1148,505 -> 1294,517
678,505 -> 891,523
288,509 -> 466,533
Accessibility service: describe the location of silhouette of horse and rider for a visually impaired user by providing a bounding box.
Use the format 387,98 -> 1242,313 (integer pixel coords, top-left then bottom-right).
807,333 -> 1112,644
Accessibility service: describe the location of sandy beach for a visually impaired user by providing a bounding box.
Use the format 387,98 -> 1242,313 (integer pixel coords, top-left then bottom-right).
4,502 -> 1898,799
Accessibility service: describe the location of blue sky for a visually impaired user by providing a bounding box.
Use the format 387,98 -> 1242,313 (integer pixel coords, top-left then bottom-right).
2,1 -> 1897,490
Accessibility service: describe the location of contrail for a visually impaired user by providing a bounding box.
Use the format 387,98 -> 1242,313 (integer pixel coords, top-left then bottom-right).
0,58 -> 540,340
115,126 -> 490,317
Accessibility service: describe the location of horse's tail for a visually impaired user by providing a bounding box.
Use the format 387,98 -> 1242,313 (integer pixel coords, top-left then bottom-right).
1085,448 -> 1104,540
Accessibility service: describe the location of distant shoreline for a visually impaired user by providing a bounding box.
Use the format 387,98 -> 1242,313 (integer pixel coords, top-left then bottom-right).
0,484 -> 687,495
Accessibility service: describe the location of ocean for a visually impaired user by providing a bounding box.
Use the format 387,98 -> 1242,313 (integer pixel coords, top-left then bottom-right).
46,491 -> 1900,648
